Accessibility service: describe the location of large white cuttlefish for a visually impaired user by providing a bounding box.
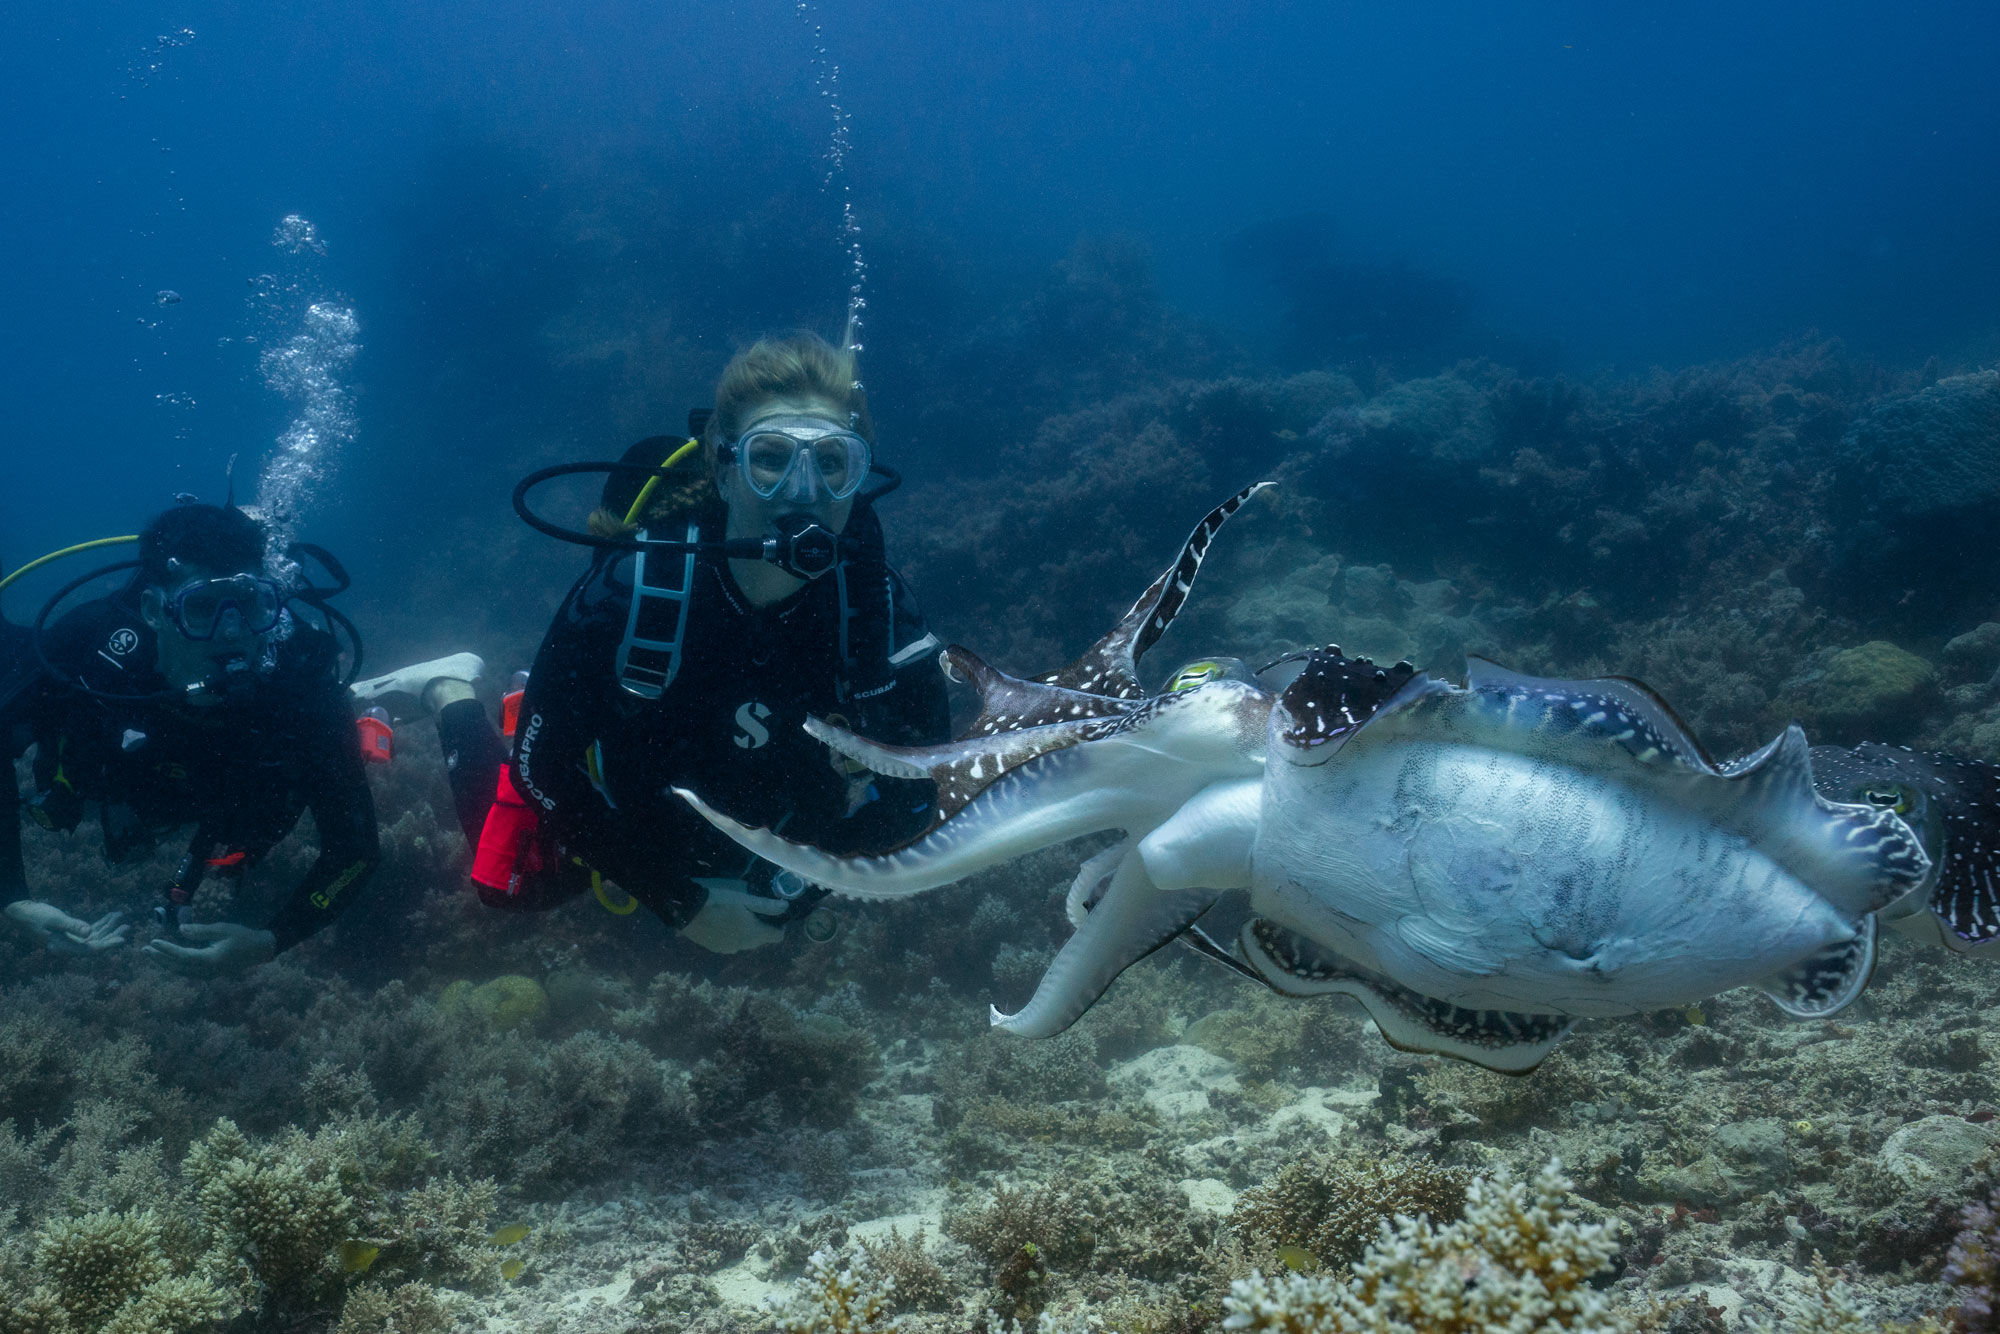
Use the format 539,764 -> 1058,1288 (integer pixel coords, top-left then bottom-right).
677,486 -> 1935,1073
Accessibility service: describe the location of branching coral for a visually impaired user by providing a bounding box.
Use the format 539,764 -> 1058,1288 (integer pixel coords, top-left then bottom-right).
775,1248 -> 902,1334
183,1118 -> 356,1308
333,1280 -> 458,1334
1744,1254 -> 1946,1334
859,1226 -> 953,1314
1230,1147 -> 1470,1271
1220,1158 -> 1629,1333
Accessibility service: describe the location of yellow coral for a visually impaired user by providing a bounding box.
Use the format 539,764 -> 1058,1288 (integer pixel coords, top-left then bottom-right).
440,977 -> 548,1032
1222,1158 -> 1634,1333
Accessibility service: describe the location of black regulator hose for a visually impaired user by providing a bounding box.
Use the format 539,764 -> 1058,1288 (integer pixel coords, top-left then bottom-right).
512,459 -> 902,565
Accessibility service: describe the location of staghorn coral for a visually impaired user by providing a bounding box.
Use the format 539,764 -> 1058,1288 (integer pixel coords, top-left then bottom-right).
1229,1147 -> 1470,1271
946,1178 -> 1097,1276
775,1247 -> 902,1334
859,1226 -> 954,1314
30,1210 -> 170,1326
182,1117 -> 356,1308
333,1280 -> 458,1334
0,1209 -> 234,1334
1220,1158 -> 1631,1333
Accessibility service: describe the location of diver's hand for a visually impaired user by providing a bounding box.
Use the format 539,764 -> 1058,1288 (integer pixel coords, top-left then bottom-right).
143,922 -> 277,977
680,888 -> 788,954
5,901 -> 131,954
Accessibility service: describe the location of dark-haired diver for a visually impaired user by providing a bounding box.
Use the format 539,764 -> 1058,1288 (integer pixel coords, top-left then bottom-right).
1,503 -> 379,974
354,332 -> 949,950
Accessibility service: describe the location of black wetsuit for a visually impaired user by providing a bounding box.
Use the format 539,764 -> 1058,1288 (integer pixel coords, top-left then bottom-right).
0,597 -> 379,951
439,504 -> 949,928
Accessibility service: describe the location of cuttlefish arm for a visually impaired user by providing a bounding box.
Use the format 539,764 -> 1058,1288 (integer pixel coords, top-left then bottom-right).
995,776 -> 1262,1037
802,480 -> 1273,832
673,725 -> 1169,900
1035,480 -> 1273,699
677,683 -> 1271,902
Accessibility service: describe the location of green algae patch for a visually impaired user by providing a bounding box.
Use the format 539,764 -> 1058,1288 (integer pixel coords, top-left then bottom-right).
1807,640 -> 1936,738
440,976 -> 549,1032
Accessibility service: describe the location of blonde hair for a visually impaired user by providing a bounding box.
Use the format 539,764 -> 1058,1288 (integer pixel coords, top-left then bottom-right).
588,331 -> 869,537
709,331 -> 872,446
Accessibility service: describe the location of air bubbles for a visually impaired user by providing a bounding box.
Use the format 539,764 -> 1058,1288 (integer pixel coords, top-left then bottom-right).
249,216 -> 359,562
154,391 -> 197,410
797,1 -> 868,368
155,290 -> 182,307
130,28 -> 195,84
272,214 -> 327,256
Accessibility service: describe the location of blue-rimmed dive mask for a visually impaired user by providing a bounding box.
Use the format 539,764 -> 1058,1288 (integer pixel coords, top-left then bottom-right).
164,573 -> 285,642
722,415 -> 872,503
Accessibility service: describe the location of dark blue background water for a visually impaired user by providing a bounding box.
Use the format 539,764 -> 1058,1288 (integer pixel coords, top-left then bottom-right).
4,1 -> 1997,649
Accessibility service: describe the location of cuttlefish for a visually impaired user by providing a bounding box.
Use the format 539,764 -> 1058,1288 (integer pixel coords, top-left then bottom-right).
678,486 -> 1937,1073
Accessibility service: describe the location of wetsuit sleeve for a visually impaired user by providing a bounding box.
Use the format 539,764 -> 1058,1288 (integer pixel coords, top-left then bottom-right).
261,677 -> 380,952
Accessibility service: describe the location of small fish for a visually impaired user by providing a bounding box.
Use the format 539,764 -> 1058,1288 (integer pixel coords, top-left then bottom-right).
1683,1004 -> 1705,1026
1273,428 -> 1299,442
338,1241 -> 380,1274
488,1224 -> 530,1247
1276,1244 -> 1317,1272
500,1258 -> 526,1281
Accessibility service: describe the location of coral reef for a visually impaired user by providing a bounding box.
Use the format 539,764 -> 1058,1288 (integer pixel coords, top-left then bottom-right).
1228,1147 -> 1470,1271
775,1248 -> 900,1334
14,324 -> 2000,1333
1220,1159 -> 1632,1332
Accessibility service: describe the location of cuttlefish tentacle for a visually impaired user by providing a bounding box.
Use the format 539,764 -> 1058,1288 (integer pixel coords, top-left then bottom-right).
994,777 -> 1261,1036
993,853 -> 1219,1037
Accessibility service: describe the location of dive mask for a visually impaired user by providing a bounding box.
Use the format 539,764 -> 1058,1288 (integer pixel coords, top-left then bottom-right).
722,416 -> 871,502
165,574 -> 286,642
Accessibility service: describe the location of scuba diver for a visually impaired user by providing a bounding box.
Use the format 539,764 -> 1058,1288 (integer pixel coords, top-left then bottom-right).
351,332 -> 949,951
0,502 -> 379,974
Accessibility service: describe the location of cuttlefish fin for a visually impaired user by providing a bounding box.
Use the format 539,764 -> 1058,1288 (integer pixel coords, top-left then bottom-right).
992,853 -> 1219,1038
1240,919 -> 1573,1076
1760,916 -> 1877,1018
1036,480 -> 1271,699
1447,663 -> 1932,918
1464,656 -> 1720,771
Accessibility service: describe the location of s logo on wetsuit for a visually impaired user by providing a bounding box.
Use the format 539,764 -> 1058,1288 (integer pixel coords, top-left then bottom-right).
732,701 -> 773,750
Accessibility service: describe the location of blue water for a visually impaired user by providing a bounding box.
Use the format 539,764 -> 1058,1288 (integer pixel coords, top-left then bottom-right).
3,0 -> 1997,631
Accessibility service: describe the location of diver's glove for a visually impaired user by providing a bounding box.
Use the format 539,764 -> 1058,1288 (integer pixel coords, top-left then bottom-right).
5,901 -> 130,954
679,887 -> 789,954
143,922 -> 277,977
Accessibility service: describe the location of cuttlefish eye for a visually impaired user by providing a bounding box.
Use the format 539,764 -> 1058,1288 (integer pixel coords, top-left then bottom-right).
1861,784 -> 1917,815
1165,661 -> 1227,693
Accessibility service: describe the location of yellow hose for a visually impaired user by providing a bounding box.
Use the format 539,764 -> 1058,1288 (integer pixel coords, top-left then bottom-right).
0,536 -> 140,596
622,437 -> 702,527
592,871 -> 639,916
